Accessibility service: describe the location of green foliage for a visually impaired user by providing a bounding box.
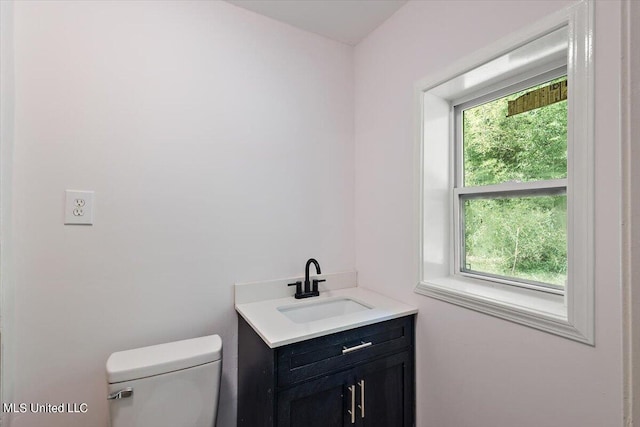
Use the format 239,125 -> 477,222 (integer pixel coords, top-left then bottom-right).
464,196 -> 567,286
461,78 -> 568,287
463,78 -> 568,186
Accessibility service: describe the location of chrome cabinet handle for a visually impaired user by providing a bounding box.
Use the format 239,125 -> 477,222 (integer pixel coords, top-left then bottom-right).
342,341 -> 372,354
358,379 -> 365,418
107,387 -> 133,400
347,385 -> 356,424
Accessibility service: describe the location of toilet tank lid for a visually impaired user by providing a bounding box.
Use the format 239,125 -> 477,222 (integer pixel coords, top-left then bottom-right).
106,334 -> 222,384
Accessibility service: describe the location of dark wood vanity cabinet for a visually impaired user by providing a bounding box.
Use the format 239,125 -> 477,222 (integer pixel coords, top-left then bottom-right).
238,315 -> 415,427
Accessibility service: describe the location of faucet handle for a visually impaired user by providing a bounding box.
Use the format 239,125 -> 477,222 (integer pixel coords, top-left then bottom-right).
288,281 -> 303,297
312,279 -> 326,292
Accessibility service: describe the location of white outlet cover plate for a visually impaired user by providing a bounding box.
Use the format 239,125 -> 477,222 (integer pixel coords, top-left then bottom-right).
64,190 -> 94,225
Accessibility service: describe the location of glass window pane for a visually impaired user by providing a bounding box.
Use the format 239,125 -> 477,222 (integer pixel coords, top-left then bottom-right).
462,194 -> 567,288
462,77 -> 567,187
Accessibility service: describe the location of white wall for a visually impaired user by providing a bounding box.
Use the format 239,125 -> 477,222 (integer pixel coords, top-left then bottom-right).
354,1 -> 623,426
9,2 -> 354,426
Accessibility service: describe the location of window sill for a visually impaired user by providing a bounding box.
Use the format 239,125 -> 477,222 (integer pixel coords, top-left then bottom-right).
415,276 -> 590,344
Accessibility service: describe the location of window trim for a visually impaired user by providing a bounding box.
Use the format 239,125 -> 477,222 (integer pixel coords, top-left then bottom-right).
414,1 -> 594,344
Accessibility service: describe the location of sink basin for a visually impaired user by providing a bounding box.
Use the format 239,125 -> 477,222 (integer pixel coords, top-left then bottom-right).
278,298 -> 372,324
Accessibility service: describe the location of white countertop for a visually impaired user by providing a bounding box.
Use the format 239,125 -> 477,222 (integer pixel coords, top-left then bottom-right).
235,285 -> 418,348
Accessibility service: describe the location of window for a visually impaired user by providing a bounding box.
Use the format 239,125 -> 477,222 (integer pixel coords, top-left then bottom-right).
415,2 -> 594,344
455,73 -> 568,294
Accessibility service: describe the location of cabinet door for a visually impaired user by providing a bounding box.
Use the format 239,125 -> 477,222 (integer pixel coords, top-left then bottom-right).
277,369 -> 354,427
354,351 -> 413,427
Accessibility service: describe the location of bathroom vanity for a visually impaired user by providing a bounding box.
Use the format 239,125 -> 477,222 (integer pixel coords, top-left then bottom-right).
235,276 -> 417,427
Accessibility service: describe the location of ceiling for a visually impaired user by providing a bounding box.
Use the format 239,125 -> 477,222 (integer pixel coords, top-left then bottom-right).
224,0 -> 408,45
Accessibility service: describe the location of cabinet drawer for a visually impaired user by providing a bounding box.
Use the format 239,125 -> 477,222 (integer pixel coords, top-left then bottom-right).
276,316 -> 414,387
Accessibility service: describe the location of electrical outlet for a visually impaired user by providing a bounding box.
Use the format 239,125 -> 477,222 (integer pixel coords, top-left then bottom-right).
65,190 -> 94,225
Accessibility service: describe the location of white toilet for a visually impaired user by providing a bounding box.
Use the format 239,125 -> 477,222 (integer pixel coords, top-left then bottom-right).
106,335 -> 222,427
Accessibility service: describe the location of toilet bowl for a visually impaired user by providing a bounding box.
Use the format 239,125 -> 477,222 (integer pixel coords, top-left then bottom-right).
106,335 -> 222,427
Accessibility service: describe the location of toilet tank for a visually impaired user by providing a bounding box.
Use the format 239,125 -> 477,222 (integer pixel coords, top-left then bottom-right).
106,335 -> 222,427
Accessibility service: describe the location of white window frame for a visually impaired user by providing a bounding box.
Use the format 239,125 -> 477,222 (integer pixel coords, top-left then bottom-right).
414,1 -> 594,344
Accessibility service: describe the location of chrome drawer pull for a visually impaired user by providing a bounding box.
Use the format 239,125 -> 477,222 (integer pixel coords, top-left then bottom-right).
107,387 -> 133,400
358,379 -> 365,418
342,341 -> 372,354
347,385 -> 356,424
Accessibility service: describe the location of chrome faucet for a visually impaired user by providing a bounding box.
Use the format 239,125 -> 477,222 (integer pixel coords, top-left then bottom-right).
288,258 -> 325,299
